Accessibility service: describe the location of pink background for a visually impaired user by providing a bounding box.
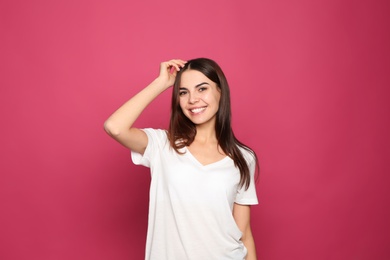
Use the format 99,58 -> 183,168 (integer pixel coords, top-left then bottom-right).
1,0 -> 389,259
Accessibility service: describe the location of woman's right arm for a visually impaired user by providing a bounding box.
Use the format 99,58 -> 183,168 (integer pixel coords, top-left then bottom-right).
104,59 -> 186,154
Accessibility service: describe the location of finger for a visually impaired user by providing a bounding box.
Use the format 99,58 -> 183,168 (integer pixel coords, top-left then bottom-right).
165,62 -> 179,73
169,59 -> 187,69
168,62 -> 181,72
169,64 -> 177,74
171,59 -> 187,65
162,60 -> 186,74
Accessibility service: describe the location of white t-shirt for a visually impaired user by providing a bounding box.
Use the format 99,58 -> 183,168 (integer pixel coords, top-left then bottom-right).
131,128 -> 258,260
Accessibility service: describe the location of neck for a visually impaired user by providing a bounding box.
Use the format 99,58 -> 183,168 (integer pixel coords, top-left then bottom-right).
195,121 -> 217,144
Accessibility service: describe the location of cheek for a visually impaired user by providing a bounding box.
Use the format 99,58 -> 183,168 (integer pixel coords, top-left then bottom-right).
179,98 -> 186,110
210,93 -> 221,106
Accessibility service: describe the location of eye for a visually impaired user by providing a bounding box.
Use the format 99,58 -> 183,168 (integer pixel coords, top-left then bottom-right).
199,87 -> 207,92
179,91 -> 187,96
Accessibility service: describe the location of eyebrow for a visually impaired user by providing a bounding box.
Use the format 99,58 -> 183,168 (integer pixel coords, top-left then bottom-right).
179,82 -> 209,90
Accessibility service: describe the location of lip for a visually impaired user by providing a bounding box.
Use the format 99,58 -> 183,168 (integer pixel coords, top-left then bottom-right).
188,106 -> 207,114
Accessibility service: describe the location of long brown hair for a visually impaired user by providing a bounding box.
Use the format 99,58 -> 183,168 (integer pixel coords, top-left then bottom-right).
168,58 -> 258,190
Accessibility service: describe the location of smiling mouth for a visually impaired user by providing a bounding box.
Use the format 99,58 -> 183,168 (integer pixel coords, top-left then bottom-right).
189,107 -> 206,114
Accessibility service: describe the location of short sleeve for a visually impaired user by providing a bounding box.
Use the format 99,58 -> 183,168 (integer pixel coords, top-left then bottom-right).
131,128 -> 168,168
234,153 -> 259,205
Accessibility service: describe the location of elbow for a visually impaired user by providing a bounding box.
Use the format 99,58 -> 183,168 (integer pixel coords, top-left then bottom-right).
104,119 -> 121,137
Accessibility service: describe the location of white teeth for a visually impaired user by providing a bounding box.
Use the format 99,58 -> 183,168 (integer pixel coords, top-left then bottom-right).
190,107 -> 206,113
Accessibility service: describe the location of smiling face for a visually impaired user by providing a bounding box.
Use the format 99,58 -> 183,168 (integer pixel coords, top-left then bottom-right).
178,69 -> 221,127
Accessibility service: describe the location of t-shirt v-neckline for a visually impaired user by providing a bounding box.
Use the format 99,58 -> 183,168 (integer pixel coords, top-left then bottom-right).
184,147 -> 231,168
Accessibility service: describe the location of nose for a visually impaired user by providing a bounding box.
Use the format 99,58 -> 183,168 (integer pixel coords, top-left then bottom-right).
188,92 -> 199,104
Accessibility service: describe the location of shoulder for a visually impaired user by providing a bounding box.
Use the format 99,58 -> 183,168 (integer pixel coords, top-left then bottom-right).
142,128 -> 169,145
142,128 -> 167,136
237,145 -> 256,164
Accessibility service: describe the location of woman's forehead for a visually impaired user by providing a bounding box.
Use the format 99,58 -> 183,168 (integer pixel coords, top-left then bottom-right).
180,70 -> 214,88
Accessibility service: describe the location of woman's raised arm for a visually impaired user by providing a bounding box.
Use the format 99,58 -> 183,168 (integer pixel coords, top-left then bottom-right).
104,59 -> 186,154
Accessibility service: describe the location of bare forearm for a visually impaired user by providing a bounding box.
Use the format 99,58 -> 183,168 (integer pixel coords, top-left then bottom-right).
104,78 -> 168,135
233,204 -> 258,260
242,234 -> 257,260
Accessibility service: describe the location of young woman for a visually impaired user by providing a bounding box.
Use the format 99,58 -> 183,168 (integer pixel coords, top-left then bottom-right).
104,58 -> 259,260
